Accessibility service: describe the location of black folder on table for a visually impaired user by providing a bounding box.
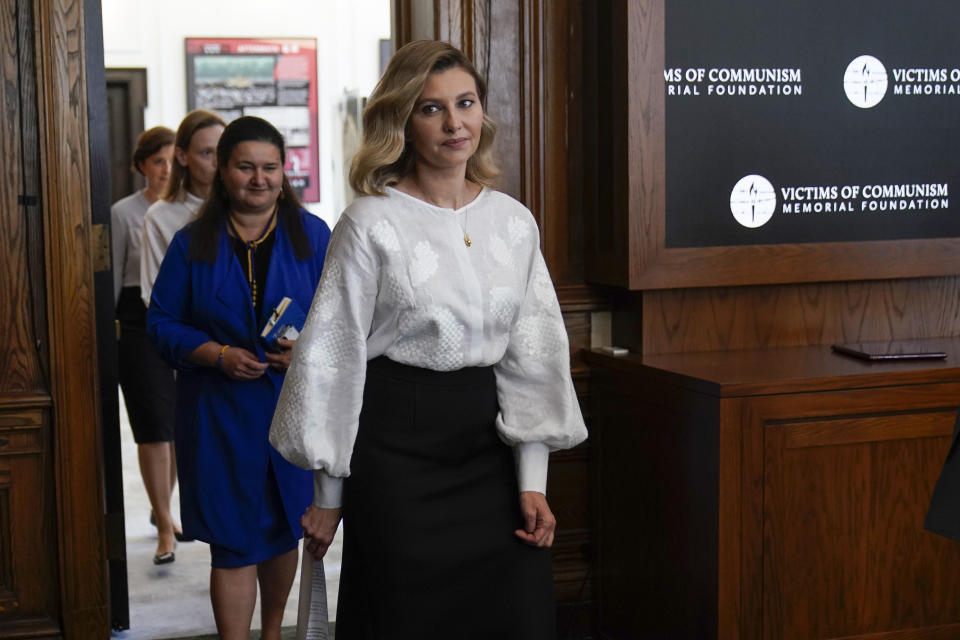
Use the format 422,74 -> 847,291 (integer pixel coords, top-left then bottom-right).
831,340 -> 947,362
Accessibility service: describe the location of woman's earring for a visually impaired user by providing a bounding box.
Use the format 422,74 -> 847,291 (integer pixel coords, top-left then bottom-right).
278,190 -> 286,201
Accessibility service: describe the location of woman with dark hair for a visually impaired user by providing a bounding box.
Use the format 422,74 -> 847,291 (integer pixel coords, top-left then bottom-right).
111,125 -> 183,565
148,116 -> 331,640
270,41 -> 587,638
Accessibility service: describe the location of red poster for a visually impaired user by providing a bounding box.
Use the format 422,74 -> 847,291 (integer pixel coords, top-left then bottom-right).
186,38 -> 320,202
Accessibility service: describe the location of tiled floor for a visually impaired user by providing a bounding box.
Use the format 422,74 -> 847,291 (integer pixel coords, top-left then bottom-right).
110,391 -> 342,639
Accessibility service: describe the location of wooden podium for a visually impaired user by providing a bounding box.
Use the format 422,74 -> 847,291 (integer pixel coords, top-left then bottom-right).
586,341 -> 960,639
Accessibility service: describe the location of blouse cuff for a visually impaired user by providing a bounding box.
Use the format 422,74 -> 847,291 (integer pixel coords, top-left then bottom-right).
312,470 -> 344,509
513,441 -> 550,495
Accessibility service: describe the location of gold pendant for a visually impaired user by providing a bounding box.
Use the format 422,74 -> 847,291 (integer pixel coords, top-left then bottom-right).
464,233 -> 472,247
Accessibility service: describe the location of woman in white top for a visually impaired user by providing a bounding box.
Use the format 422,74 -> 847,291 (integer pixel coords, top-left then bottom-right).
270,41 -> 587,638
140,109 -> 226,306
110,126 -> 186,564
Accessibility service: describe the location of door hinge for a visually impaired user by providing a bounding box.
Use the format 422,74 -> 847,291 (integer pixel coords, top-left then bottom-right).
91,223 -> 111,273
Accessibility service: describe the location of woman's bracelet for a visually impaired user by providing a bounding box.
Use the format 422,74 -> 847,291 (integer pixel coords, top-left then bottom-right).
216,344 -> 230,368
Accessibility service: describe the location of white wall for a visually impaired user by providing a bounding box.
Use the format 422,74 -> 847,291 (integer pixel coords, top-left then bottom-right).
101,0 -> 391,225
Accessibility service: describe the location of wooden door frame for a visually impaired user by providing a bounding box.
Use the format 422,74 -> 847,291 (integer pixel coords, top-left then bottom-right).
90,3 -> 131,633
34,0 -> 110,635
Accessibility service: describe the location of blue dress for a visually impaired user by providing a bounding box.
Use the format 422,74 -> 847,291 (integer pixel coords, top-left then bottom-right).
148,210 -> 330,567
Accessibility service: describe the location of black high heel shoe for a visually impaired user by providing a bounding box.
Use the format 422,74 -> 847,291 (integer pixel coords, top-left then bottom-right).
153,550 -> 175,565
152,511 -> 194,542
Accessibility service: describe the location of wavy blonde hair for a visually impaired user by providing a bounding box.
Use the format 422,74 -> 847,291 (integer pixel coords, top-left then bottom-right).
350,40 -> 498,196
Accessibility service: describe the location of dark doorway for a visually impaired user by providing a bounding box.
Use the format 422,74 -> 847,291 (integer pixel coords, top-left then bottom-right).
105,68 -> 148,206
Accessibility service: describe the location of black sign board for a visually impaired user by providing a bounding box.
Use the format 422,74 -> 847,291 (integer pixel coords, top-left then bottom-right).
665,1 -> 960,248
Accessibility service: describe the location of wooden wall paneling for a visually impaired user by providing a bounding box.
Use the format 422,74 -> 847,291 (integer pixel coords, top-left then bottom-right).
392,0 -> 412,44
392,0 -> 437,44
484,0 -> 522,202
591,364 -> 720,639
33,0 -> 109,635
738,396 -> 764,640
554,309 -> 593,631
2,0 -> 43,395
742,384 -> 960,639
640,276 -> 960,355
435,0 -> 470,55
717,398 -> 744,640
518,0 -> 544,228
622,0 -> 665,291
16,0 -> 47,385
0,398 -> 57,628
584,0 -> 663,289
588,348 -> 960,638
0,0 -> 59,635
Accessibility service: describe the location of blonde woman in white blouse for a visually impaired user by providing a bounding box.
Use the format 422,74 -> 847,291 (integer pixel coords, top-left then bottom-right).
270,40 -> 587,639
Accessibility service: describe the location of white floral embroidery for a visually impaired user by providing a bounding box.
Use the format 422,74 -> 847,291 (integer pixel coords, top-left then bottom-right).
381,273 -> 413,308
515,315 -> 567,357
533,266 -> 557,309
299,318 -> 363,368
488,287 -> 518,329
409,240 -> 439,287
507,216 -> 530,247
388,305 -> 465,371
370,219 -> 401,253
490,234 -> 513,268
310,260 -> 342,322
269,187 -> 587,480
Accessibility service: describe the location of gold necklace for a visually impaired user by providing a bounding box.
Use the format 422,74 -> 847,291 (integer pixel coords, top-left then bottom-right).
459,208 -> 472,247
408,179 -> 475,247
227,205 -> 278,309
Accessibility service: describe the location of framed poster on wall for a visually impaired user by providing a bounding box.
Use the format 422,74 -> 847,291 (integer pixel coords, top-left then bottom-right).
585,1 -> 960,290
185,37 -> 320,202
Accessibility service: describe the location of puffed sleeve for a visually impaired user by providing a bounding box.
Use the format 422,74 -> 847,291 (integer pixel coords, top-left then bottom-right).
269,215 -> 379,507
146,232 -> 213,369
493,239 -> 588,495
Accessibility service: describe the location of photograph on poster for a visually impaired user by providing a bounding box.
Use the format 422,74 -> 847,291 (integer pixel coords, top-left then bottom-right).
186,37 -> 320,202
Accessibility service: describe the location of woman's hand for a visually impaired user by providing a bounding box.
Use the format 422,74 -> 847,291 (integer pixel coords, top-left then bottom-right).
301,505 -> 342,560
514,491 -> 556,548
219,345 -> 268,380
265,337 -> 295,372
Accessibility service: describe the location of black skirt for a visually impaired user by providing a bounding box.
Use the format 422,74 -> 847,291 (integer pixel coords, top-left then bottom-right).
335,357 -> 556,639
117,286 -> 176,443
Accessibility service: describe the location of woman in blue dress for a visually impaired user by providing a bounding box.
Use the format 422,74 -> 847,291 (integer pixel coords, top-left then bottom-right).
148,116 -> 331,640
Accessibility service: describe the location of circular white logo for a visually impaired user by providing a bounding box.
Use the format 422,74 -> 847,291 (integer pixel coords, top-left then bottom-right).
730,175 -> 776,228
843,55 -> 888,108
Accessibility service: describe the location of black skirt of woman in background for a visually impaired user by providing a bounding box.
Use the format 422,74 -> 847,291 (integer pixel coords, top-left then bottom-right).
116,286 -> 176,443
336,356 -> 556,639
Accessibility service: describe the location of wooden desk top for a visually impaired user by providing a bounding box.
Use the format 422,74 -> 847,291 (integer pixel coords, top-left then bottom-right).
583,338 -> 960,397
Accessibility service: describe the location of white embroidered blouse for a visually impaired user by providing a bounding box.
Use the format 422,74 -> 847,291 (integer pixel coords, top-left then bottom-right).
269,187 -> 588,508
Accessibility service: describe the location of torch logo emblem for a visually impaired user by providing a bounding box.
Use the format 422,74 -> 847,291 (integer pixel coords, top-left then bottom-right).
730,175 -> 776,229
844,55 -> 888,108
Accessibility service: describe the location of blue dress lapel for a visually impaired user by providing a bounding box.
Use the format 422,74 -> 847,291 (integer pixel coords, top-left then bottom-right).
214,229 -> 258,346
259,220 -> 290,331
